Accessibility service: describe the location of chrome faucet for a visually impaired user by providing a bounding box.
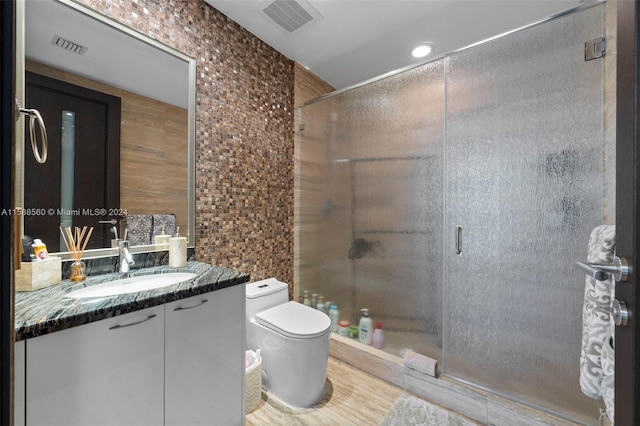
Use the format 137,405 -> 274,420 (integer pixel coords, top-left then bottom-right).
118,239 -> 135,275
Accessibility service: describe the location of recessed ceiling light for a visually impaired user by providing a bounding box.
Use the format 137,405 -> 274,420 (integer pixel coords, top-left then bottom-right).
411,43 -> 433,58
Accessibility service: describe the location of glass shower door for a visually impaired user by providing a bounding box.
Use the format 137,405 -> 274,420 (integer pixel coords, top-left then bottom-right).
444,6 -> 604,423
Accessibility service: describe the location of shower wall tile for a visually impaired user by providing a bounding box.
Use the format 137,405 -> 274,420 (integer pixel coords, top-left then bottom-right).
80,0 -> 295,285
352,232 -> 442,358
353,158 -> 442,233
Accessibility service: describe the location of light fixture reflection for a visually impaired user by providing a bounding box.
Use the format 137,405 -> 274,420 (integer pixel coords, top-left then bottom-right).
411,43 -> 433,58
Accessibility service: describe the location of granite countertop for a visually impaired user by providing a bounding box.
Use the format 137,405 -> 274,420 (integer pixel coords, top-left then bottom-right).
15,261 -> 250,341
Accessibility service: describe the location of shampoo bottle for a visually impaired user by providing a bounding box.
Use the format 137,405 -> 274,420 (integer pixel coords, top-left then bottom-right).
359,308 -> 373,345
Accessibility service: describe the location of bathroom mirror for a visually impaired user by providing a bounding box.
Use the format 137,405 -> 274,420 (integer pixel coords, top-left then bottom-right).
20,0 -> 196,256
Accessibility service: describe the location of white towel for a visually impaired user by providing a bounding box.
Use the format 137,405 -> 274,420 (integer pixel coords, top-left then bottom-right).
580,225 -> 615,422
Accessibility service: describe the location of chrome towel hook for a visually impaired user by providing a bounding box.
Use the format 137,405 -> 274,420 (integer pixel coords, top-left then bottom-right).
15,98 -> 48,164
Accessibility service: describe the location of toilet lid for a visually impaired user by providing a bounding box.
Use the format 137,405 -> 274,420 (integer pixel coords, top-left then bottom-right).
255,301 -> 331,339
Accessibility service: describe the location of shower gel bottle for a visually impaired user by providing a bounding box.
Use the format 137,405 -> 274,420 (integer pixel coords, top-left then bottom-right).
359,309 -> 373,345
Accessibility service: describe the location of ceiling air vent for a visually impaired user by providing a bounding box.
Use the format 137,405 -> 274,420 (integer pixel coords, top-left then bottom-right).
51,34 -> 88,55
259,0 -> 321,34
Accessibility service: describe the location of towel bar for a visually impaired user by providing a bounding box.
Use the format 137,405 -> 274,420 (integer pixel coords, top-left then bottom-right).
576,256 -> 630,282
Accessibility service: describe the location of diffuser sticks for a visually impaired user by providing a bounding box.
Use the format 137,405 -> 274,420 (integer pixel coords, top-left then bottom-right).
59,225 -> 93,282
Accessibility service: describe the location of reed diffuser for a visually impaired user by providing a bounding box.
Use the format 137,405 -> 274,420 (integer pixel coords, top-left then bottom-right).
60,226 -> 93,282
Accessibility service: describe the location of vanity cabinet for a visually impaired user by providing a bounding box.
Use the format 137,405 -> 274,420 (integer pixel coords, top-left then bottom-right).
21,282 -> 246,426
26,305 -> 165,426
165,284 -> 244,426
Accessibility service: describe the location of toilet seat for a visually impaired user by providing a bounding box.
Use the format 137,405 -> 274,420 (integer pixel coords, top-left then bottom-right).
255,301 -> 331,339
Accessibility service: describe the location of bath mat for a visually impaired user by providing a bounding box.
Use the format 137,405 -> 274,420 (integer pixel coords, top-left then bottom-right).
379,394 -> 479,426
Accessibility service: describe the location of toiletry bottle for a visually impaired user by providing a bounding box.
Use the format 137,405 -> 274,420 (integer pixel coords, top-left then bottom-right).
359,308 -> 373,345
154,225 -> 171,245
303,290 -> 311,306
372,322 -> 384,349
311,293 -> 318,309
329,304 -> 339,332
169,226 -> 187,268
32,239 -> 49,261
324,301 -> 333,315
338,320 -> 350,336
316,296 -> 325,313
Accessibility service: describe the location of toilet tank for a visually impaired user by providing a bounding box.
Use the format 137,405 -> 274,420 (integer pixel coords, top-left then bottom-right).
246,278 -> 289,321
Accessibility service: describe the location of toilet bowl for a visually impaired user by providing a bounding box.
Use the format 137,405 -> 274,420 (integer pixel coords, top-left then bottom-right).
246,278 -> 331,408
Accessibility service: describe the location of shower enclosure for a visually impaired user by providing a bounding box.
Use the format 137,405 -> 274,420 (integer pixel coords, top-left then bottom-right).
297,4 -> 605,424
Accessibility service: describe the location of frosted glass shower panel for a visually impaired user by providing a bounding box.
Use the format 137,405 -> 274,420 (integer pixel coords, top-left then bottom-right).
298,61 -> 445,360
444,6 -> 603,423
298,95 -> 354,306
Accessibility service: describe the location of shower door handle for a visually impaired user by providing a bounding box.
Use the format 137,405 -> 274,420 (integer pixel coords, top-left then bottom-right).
575,256 -> 631,282
455,225 -> 462,255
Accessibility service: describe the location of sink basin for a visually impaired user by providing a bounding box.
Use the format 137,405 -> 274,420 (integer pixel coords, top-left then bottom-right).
65,272 -> 197,299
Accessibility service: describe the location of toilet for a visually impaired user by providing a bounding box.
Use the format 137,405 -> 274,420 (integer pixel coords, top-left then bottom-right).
245,278 -> 331,408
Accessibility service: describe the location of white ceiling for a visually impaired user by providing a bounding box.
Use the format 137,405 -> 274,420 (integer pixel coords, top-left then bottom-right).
24,0 -> 585,106
205,0 -> 583,90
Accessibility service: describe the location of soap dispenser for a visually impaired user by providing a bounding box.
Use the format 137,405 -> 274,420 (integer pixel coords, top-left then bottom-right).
154,225 -> 171,245
169,226 -> 187,268
359,308 -> 373,345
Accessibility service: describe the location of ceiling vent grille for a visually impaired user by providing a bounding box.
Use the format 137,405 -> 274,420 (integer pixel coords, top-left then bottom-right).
260,0 -> 320,33
51,34 -> 88,55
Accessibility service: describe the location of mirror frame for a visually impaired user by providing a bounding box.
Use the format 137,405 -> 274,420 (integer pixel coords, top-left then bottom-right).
19,0 -> 196,260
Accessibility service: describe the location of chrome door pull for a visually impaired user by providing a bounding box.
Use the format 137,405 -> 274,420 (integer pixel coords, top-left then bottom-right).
455,225 -> 462,255
575,256 -> 630,282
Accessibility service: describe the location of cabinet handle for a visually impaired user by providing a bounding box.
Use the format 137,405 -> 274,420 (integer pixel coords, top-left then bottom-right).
108,314 -> 157,330
173,299 -> 208,311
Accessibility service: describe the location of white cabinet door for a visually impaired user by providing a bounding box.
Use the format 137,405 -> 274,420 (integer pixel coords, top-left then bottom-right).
26,305 -> 164,426
165,285 -> 245,426
14,340 -> 25,426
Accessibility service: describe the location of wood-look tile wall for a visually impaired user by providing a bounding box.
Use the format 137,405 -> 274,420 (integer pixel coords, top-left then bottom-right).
293,63 -> 335,109
25,60 -> 189,235
78,0 -> 295,284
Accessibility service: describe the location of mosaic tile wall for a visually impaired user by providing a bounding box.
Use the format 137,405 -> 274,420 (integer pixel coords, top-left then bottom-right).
80,0 -> 295,285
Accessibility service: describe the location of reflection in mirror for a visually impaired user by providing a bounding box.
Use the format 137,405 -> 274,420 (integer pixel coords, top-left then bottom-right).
22,0 -> 196,255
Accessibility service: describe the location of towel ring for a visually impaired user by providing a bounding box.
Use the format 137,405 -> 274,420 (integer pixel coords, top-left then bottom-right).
15,98 -> 48,164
